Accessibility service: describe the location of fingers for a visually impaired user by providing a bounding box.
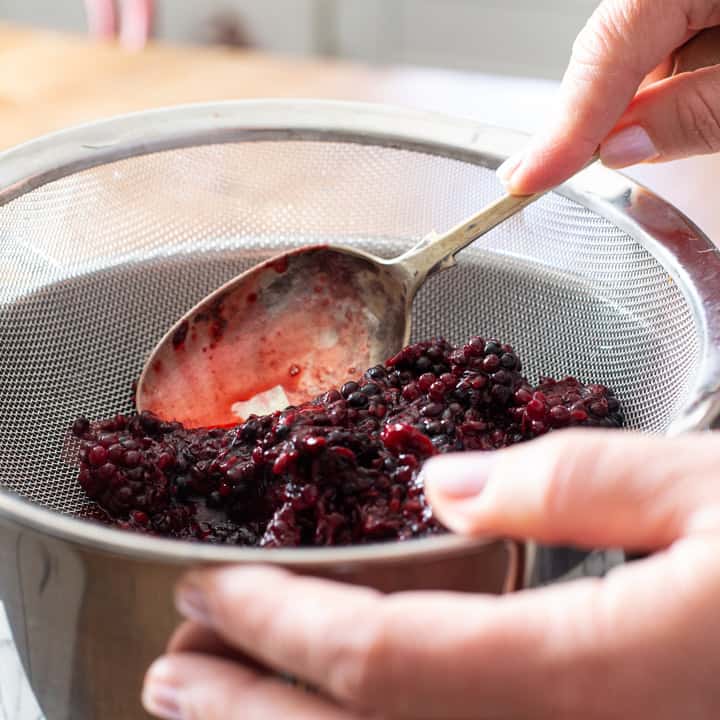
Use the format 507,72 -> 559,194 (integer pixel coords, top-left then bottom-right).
175,567 -> 386,712
84,0 -> 152,49
170,566 -> 640,719
424,430 -> 720,551
143,652 -> 356,720
170,554 -> 720,719
171,565 -> 563,719
119,0 -> 153,50
601,65 -> 720,167
501,0 -> 720,194
84,0 -> 117,39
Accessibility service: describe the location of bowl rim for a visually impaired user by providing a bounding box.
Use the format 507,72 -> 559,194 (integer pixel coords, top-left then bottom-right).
0,98 -> 719,565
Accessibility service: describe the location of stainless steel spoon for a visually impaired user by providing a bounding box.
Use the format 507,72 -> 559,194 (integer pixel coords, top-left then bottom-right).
135,176 -> 563,427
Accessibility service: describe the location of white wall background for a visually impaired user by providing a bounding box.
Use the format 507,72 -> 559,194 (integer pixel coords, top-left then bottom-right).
0,0 -> 85,31
0,0 -> 601,79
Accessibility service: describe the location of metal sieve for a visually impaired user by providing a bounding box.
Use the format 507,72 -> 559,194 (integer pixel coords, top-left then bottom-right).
1,101 -> 719,720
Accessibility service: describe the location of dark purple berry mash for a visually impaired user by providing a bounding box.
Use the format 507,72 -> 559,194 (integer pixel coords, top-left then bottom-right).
72,337 -> 623,547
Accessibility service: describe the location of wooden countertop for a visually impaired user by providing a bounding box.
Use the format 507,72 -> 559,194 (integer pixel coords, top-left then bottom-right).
0,23 -> 566,148
0,23 -> 406,149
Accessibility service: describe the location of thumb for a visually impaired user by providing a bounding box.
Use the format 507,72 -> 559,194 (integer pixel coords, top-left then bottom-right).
498,0 -> 693,194
423,430 -> 720,551
600,65 -> 720,168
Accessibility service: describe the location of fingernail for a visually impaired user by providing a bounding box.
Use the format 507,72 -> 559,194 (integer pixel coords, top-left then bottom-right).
496,153 -> 523,187
175,583 -> 211,625
422,453 -> 494,499
600,125 -> 659,168
142,658 -> 183,720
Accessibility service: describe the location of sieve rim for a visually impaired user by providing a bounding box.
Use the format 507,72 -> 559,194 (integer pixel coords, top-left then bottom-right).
1,99 -> 719,564
0,490 -> 501,567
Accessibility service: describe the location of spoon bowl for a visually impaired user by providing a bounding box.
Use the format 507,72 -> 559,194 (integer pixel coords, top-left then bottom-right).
136,245 -> 414,427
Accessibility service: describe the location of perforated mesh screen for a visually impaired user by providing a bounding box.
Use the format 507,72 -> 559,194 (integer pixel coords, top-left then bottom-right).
0,141 -> 701,515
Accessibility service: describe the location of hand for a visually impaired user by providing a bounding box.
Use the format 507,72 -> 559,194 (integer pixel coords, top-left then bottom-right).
142,430 -> 720,719
499,0 -> 720,194
84,0 -> 153,50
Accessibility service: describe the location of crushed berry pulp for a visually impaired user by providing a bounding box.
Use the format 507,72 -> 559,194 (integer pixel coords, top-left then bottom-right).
72,336 -> 623,547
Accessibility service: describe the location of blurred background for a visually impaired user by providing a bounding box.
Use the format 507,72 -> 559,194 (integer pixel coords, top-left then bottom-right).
0,0 -> 598,79
0,0 -> 717,270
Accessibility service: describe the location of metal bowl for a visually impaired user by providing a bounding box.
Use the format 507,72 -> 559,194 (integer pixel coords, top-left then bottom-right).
1,100 -> 719,720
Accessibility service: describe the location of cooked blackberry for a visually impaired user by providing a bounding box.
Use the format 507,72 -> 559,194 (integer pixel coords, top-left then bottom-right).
72,336 -> 623,547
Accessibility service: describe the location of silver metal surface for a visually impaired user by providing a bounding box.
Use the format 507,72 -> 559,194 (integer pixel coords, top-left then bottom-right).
0,101 -> 719,719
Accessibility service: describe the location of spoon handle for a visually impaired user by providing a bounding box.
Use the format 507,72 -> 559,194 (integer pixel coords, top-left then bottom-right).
395,187 -> 545,282
395,151 -> 600,284
394,25 -> 720,288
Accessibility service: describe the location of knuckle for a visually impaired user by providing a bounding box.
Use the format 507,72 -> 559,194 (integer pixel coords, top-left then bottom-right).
677,81 -> 720,153
563,580 -> 620,710
536,431 -> 599,521
545,579 -> 609,716
572,2 -> 624,67
570,0 -> 645,76
207,568 -> 295,640
212,580 -> 274,640
326,597 -> 394,707
571,21 -> 611,72
537,454 -> 572,523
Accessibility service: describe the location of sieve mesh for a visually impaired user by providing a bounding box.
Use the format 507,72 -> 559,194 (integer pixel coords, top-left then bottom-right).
0,141 -> 700,515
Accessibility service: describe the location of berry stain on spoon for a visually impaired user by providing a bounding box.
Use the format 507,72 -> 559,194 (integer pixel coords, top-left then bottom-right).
138,250 -> 374,428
